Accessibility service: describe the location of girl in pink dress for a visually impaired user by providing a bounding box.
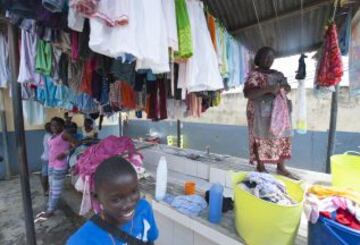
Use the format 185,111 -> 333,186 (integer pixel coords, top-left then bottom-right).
36,117 -> 78,222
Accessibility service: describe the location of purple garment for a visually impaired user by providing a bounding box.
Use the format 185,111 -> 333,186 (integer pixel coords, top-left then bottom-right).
18,30 -> 40,84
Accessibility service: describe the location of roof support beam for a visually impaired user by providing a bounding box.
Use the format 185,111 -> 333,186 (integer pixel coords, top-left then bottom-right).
231,0 -> 331,35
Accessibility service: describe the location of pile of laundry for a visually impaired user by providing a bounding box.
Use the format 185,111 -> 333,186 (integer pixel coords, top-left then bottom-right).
304,185 -> 360,231
164,194 -> 207,217
238,172 -> 296,206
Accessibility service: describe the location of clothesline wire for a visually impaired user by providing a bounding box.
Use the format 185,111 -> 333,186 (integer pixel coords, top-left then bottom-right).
300,0 -> 304,54
251,0 -> 266,47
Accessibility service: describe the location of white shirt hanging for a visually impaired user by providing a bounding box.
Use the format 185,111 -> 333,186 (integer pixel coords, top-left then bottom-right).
135,0 -> 170,74
89,0 -> 141,58
178,0 -> 223,94
0,33 -> 9,88
162,0 -> 178,51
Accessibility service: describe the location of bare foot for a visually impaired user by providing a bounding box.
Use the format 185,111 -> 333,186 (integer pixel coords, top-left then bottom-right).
256,163 -> 269,173
276,168 -> 300,181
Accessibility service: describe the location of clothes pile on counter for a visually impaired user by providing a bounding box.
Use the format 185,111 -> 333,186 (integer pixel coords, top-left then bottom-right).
72,136 -> 144,215
164,194 -> 207,217
238,172 -> 296,206
0,0 -> 251,121
304,185 -> 360,231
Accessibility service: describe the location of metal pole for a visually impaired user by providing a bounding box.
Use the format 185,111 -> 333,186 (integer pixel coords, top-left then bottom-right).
119,112 -> 123,137
177,119 -> 181,148
326,85 -> 339,173
0,89 -> 11,179
8,23 -> 37,245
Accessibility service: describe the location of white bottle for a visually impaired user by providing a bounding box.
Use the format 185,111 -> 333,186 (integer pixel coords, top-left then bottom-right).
155,156 -> 168,201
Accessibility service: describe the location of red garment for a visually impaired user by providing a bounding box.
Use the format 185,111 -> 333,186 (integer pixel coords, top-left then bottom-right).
316,24 -> 343,87
336,208 -> 360,231
320,209 -> 360,231
120,82 -> 136,110
80,58 -> 96,96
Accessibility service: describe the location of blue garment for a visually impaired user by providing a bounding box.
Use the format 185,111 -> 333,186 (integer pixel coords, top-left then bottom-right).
169,195 -> 207,217
137,69 -> 156,81
338,10 -> 352,56
67,199 -> 159,245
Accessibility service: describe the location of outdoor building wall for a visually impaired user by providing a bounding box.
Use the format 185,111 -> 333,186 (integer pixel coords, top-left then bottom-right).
1,87 -> 359,178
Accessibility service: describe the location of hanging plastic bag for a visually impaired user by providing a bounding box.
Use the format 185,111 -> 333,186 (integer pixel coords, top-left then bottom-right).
295,80 -> 307,134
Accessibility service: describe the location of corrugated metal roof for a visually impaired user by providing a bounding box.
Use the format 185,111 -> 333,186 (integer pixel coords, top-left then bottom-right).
203,0 -> 359,57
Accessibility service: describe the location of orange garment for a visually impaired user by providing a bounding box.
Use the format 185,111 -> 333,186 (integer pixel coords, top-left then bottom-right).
308,185 -> 360,205
207,14 -> 217,51
80,59 -> 95,96
120,81 -> 136,109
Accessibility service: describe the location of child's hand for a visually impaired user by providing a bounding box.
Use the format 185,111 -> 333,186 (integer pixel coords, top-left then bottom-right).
56,153 -> 67,160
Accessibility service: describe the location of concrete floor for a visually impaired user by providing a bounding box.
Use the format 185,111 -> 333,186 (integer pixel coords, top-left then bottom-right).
0,174 -> 82,245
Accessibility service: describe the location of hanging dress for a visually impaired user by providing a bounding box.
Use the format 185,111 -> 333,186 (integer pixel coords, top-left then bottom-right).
178,0 -> 223,95
0,32 -> 9,88
174,0 -> 193,59
89,0 -> 141,58
18,30 -> 40,84
162,0 -> 179,51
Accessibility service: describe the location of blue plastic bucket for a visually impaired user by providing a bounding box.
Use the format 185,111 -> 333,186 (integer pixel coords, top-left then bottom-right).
308,216 -> 360,245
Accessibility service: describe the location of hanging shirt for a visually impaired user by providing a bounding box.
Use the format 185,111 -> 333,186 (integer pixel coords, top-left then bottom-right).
89,0 -> 139,58
178,0 -> 223,95
0,32 -> 9,88
227,37 -> 241,88
135,0 -> 170,74
18,30 -> 40,84
35,40 -> 53,76
22,100 -> 46,126
162,0 -> 178,51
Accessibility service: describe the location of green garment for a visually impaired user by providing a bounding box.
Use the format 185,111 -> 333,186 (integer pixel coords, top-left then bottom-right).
175,0 -> 193,59
35,40 -> 52,76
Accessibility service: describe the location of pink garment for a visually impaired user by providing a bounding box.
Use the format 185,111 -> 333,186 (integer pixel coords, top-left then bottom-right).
48,132 -> 70,169
304,194 -> 360,224
69,0 -> 129,27
270,89 -> 291,137
74,136 -> 143,214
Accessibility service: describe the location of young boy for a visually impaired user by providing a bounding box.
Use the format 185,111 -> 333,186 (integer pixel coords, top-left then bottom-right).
67,156 -> 159,244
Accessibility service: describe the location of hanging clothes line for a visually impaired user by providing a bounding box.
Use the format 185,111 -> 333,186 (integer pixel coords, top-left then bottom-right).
0,0 -> 251,121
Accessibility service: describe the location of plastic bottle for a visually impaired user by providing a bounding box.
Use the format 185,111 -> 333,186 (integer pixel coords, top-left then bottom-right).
155,156 -> 168,201
208,183 -> 224,224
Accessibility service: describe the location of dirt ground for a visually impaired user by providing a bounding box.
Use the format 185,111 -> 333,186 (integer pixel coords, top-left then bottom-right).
0,174 -> 83,245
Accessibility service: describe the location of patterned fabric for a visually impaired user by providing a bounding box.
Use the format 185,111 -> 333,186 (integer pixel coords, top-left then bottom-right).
69,0 -> 129,27
316,24 -> 343,87
48,167 -> 68,212
244,70 -> 292,164
174,0 -> 193,59
270,89 -> 291,137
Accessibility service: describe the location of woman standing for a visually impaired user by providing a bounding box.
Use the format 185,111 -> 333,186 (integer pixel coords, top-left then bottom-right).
244,47 -> 297,179
36,117 -> 78,221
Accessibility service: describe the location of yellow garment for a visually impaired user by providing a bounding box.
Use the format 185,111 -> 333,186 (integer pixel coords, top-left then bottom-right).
308,185 -> 360,205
